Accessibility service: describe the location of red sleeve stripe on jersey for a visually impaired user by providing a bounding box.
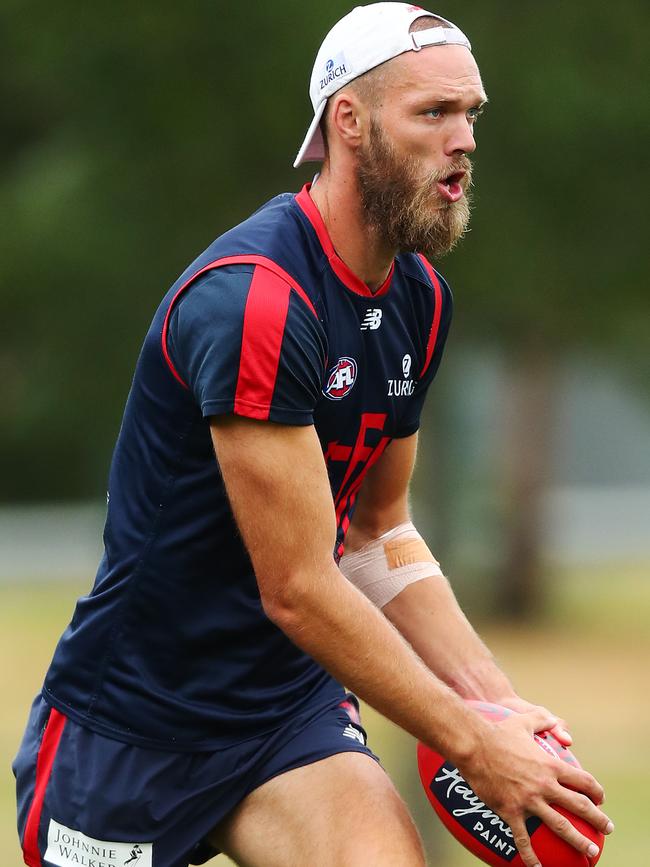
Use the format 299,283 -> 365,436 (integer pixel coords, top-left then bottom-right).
417,254 -> 444,378
22,707 -> 67,867
161,255 -> 317,390
234,266 -> 292,420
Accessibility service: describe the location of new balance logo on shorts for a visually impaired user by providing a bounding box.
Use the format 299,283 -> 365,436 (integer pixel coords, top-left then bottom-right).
342,723 -> 366,745
360,308 -> 382,330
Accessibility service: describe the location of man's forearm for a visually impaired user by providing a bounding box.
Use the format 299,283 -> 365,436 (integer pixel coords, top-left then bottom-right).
264,557 -> 490,766
344,509 -> 516,703
382,573 -> 517,703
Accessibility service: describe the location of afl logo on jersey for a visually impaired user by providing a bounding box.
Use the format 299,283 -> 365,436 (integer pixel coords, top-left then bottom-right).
324,357 -> 357,400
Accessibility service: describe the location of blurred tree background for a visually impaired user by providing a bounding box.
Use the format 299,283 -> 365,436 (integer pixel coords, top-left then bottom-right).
4,0 -> 648,620
2,2 -> 649,865
3,0 -> 647,493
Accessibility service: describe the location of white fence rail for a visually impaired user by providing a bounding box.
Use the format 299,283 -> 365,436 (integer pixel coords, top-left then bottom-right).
1,489 -> 649,583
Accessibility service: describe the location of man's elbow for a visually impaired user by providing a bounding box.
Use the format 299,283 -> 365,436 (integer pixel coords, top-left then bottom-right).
257,563 -> 331,634
258,569 -> 306,631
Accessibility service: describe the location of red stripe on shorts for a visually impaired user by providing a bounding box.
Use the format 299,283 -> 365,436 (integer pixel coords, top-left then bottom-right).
23,707 -> 67,867
234,266 -> 292,420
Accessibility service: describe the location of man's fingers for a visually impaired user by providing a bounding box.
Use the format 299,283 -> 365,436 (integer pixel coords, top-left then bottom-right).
527,704 -> 572,746
497,697 -> 573,746
557,763 -> 606,807
507,818 -> 541,867
536,803 -> 603,860
514,707 -> 559,735
552,785 -> 615,836
548,720 -> 572,746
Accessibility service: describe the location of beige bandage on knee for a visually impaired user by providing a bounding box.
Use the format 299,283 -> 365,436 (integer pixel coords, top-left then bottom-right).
339,522 -> 442,609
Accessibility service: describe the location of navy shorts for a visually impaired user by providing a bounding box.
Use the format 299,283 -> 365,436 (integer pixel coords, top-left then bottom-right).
14,693 -> 376,867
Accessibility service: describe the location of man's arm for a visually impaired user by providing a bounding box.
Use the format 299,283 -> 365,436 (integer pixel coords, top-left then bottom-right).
345,432 -> 516,703
210,416 -> 610,867
346,433 -> 568,730
211,416 -> 480,755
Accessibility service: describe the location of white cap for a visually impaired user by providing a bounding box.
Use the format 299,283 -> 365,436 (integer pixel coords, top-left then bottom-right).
293,3 -> 472,168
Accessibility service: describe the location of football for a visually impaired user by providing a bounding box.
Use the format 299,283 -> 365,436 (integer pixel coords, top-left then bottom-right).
417,701 -> 604,866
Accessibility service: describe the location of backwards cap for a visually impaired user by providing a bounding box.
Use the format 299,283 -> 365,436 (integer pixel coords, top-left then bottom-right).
293,2 -> 471,168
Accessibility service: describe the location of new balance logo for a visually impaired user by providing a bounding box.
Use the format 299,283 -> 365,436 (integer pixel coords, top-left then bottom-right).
360,308 -> 382,330
342,723 -> 366,745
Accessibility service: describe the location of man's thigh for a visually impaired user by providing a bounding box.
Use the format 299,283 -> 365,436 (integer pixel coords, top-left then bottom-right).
209,751 -> 426,867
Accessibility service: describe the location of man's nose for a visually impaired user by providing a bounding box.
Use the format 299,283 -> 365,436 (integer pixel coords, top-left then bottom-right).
445,116 -> 477,156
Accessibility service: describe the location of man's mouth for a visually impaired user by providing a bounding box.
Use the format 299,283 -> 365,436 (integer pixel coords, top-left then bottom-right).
436,171 -> 466,203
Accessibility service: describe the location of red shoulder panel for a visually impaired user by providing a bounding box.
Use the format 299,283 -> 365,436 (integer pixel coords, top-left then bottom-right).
234,266 -> 292,420
161,255 -> 317,390
417,254 -> 444,378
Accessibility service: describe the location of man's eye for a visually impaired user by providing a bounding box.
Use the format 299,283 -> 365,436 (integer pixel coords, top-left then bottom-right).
467,107 -> 484,121
425,108 -> 442,119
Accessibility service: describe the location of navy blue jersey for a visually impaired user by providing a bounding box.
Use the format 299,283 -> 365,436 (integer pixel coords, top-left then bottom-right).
43,184 -> 452,750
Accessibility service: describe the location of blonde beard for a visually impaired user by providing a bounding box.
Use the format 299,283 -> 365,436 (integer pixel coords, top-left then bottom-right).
355,120 -> 473,260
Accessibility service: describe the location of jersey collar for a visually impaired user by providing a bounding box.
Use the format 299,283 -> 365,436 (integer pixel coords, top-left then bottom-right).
295,183 -> 394,299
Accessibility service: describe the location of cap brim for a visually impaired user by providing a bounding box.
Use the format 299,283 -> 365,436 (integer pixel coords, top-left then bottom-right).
293,101 -> 327,168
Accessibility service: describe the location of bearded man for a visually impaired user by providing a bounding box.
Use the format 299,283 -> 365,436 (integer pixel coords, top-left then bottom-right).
14,5 -> 613,867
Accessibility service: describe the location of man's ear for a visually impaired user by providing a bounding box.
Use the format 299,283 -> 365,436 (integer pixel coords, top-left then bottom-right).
328,92 -> 366,151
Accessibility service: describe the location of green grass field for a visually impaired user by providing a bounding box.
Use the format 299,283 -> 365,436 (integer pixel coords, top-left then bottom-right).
2,565 -> 648,866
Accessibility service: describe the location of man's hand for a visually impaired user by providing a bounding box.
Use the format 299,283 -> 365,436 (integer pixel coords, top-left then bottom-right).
460,707 -> 613,867
498,695 -> 573,748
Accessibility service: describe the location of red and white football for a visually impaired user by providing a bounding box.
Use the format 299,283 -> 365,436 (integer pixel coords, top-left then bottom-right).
417,701 -> 604,867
